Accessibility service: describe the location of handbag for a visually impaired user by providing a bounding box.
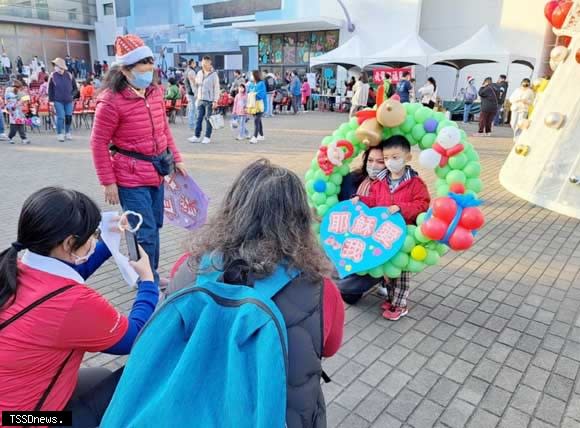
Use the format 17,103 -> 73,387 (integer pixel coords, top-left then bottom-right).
208,112 -> 224,130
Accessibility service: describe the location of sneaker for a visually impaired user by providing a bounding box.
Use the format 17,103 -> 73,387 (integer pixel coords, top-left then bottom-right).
0,133 -> 8,141
236,136 -> 245,141
57,134 -> 65,142
382,306 -> 408,321
9,139 -> 15,144
249,136 -> 258,144
188,135 -> 201,143
381,300 -> 393,311
377,286 -> 389,297
65,133 -> 72,141
22,139 -> 30,145
257,135 -> 265,141
245,134 -> 252,139
485,133 -> 492,137
201,137 -> 211,144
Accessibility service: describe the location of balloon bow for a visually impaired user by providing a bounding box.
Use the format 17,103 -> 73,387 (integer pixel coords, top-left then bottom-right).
318,140 -> 355,174
355,109 -> 377,125
432,142 -> 464,167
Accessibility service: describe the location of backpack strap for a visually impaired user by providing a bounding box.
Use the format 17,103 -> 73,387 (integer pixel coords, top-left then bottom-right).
252,265 -> 299,301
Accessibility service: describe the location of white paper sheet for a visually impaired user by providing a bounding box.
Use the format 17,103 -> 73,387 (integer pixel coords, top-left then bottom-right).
100,211 -> 139,288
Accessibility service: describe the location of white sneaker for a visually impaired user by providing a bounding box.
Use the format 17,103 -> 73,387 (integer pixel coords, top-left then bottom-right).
249,137 -> 258,144
377,286 -> 389,297
22,139 -> 30,145
57,134 -> 65,142
188,135 -> 201,143
0,133 -> 8,141
65,133 -> 72,141
236,136 -> 244,141
9,139 -> 15,144
257,135 -> 265,141
201,137 -> 211,144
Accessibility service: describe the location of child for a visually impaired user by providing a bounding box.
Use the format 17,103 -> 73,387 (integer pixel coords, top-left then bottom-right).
232,84 -> 249,141
353,135 -> 430,320
5,81 -> 30,145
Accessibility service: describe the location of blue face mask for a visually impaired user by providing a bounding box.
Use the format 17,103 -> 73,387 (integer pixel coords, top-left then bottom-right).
128,70 -> 153,89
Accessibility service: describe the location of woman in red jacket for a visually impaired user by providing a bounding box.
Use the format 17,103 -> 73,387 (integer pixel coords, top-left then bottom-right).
165,159 -> 344,427
91,35 -> 186,282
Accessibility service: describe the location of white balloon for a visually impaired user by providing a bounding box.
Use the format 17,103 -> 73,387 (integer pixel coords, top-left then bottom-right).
437,126 -> 461,149
419,149 -> 442,169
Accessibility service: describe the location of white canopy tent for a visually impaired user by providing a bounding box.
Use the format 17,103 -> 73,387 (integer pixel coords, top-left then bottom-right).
309,34 -> 367,70
364,33 -> 438,68
428,25 -> 535,95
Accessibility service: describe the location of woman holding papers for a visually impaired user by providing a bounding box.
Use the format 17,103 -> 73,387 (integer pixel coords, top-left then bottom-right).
0,187 -> 159,428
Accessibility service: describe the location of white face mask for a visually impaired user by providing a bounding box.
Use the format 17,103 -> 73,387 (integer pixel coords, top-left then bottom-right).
71,238 -> 96,265
366,166 -> 385,180
386,158 -> 406,174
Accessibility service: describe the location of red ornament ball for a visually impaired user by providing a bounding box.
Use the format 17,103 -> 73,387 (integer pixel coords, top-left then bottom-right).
450,183 -> 466,194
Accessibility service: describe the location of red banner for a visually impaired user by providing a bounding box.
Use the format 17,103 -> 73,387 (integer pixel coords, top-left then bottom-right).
372,67 -> 414,85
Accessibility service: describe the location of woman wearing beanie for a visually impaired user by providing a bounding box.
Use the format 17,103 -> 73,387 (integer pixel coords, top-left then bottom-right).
91,34 -> 187,282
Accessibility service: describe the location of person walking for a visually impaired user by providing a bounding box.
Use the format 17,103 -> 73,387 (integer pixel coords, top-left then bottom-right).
1,52 -> 11,74
16,56 -> 23,75
188,56 -> 220,145
349,74 -> 369,117
248,70 -> 266,144
418,77 -> 437,108
264,70 -> 276,117
508,78 -> 535,138
494,74 -> 509,126
5,81 -> 30,144
474,77 -> 499,137
90,34 -> 187,283
184,59 -> 197,132
48,57 -> 77,142
301,77 -> 311,111
289,71 -> 301,114
463,76 -> 478,123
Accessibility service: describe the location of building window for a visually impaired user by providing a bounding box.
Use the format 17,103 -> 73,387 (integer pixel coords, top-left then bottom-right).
68,8 -> 77,21
103,3 -> 114,16
107,45 -> 115,56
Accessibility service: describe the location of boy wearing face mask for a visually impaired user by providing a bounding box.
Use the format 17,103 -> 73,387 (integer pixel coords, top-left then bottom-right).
353,136 -> 430,320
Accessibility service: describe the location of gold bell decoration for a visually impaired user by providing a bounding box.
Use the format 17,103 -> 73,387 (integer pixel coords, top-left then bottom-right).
544,112 -> 566,129
515,144 -> 530,156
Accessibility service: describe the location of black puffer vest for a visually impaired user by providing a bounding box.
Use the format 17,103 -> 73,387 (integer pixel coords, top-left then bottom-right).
169,264 -> 326,427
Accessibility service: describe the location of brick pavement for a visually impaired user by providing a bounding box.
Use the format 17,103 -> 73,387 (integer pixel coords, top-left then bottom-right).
1,112 -> 579,427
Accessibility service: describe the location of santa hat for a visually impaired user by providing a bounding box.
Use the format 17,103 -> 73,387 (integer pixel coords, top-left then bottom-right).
467,75 -> 474,82
114,34 -> 153,66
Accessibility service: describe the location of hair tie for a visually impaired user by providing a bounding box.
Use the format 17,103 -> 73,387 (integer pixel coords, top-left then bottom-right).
11,242 -> 25,252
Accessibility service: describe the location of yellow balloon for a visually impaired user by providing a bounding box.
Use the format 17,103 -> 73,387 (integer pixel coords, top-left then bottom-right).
411,245 -> 427,262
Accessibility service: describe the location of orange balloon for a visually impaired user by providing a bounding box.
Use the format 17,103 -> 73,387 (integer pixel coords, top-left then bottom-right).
552,1 -> 572,29
558,36 -> 572,47
576,49 -> 580,64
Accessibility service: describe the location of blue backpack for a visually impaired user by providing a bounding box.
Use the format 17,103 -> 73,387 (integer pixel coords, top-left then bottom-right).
101,259 -> 297,428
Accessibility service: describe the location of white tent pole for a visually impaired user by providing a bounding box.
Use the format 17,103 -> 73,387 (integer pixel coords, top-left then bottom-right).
453,69 -> 460,97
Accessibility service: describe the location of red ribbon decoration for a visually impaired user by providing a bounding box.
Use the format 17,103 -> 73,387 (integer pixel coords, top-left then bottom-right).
432,142 -> 464,167
355,109 -> 377,125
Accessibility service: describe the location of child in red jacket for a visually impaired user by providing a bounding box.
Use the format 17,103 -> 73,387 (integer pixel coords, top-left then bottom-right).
353,135 -> 430,320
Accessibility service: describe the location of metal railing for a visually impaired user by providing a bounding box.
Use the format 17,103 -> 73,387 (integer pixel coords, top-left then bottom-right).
0,3 -> 97,26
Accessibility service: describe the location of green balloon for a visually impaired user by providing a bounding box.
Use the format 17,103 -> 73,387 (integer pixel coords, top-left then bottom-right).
332,130 -> 345,139
405,103 -> 421,115
402,235 -> 416,253
424,250 -> 440,266
466,150 -> 480,162
435,165 -> 451,179
464,161 -> 481,178
407,259 -> 426,273
462,142 -> 474,152
415,227 -> 430,243
436,243 -> 449,256
382,127 -> 392,139
339,123 -> 351,135
419,133 -> 437,150
435,178 -> 447,188
459,130 -> 468,140
305,169 -> 314,181
306,180 -> 315,194
448,153 -> 468,170
330,173 -> 343,185
401,116 -> 416,133
407,225 -> 417,235
411,123 -> 426,141
391,252 -> 410,270
358,269 -> 369,276
383,262 -> 402,279
312,192 -> 327,205
446,170 -> 467,185
349,117 -> 359,129
416,212 -> 427,225
346,130 -> 361,145
311,158 -> 319,168
326,195 -> 339,207
436,120 -> 459,134
325,182 -> 338,195
321,136 -> 333,146
314,170 -> 330,182
406,134 -> 419,146
338,164 -> 351,175
432,111 -> 446,122
466,178 -> 483,193
414,106 -> 433,124
437,184 -> 450,197
391,127 -> 403,136
316,204 -> 329,217
369,265 -> 384,278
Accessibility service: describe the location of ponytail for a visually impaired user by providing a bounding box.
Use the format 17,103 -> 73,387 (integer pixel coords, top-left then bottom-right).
0,244 -> 22,308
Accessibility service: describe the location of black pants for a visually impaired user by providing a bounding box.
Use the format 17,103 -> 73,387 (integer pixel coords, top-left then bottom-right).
479,111 -> 495,133
8,124 -> 26,141
303,96 -> 310,111
61,367 -> 124,428
253,112 -> 263,137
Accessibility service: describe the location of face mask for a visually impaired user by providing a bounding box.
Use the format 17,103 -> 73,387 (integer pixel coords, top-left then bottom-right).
128,70 -> 153,89
366,165 -> 385,180
72,238 -> 96,265
386,158 -> 406,174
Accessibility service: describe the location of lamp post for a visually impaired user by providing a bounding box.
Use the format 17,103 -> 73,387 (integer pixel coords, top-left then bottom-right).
337,0 -> 355,33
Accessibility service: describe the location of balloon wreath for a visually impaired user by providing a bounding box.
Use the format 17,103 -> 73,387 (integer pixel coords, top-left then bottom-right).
305,99 -> 485,279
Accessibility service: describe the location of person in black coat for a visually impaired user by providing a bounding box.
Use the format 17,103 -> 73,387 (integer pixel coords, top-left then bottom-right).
475,77 -> 499,137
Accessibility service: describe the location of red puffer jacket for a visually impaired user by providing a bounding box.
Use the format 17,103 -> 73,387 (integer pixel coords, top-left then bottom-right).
359,170 -> 431,224
91,85 -> 183,188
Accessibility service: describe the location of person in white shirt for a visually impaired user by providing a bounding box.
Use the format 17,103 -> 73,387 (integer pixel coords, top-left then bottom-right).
349,74 -> 369,117
188,56 -> 220,145
418,77 -> 437,109
184,59 -> 197,131
1,53 -> 11,74
508,78 -> 535,137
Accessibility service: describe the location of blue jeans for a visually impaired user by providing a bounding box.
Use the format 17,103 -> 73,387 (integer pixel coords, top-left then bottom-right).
195,100 -> 213,139
463,102 -> 473,123
235,115 -> 248,138
117,185 -> 164,281
493,108 -> 502,126
186,94 -> 197,130
54,101 -> 73,135
0,111 -> 5,134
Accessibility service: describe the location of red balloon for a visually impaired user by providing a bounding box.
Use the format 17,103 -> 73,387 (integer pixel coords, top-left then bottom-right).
552,1 -> 573,29
545,0 -> 560,22
450,183 -> 465,194
449,226 -> 474,251
559,36 -> 572,47
421,218 -> 448,241
459,207 -> 485,230
431,197 -> 457,223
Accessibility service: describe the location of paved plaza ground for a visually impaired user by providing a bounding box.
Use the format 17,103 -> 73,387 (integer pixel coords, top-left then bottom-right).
1,111 -> 580,428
